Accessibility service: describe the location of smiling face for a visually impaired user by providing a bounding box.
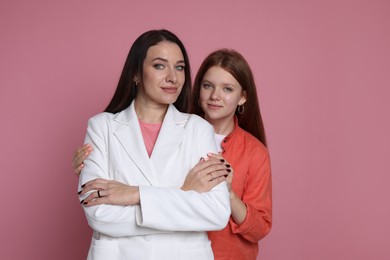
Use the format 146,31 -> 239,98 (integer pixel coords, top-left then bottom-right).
136,41 -> 185,107
199,66 -> 246,126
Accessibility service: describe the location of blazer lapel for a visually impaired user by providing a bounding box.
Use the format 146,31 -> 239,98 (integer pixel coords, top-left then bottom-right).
113,102 -> 156,185
150,105 -> 187,179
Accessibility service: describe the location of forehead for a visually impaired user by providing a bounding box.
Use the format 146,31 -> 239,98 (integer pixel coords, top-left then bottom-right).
203,66 -> 240,86
145,41 -> 184,62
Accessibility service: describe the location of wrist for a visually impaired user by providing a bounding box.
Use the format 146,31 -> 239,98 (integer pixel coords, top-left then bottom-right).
130,186 -> 141,205
230,190 -> 236,200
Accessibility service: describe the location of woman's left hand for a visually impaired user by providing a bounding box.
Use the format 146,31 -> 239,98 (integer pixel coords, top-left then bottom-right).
79,178 -> 140,206
207,153 -> 233,192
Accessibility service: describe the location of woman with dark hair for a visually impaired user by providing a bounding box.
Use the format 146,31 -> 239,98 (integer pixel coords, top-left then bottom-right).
77,30 -> 231,260
190,49 -> 272,260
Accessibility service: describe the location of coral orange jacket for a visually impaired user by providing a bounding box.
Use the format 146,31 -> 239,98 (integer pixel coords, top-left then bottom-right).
208,119 -> 272,260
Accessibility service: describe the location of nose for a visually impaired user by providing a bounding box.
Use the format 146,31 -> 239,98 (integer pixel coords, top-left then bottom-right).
166,68 -> 178,83
210,87 -> 220,100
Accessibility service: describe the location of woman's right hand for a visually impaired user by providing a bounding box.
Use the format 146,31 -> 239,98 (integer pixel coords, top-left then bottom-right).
79,178 -> 140,206
181,157 -> 231,193
72,144 -> 93,176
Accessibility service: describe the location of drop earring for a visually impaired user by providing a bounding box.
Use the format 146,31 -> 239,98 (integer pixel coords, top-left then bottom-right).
237,104 -> 244,114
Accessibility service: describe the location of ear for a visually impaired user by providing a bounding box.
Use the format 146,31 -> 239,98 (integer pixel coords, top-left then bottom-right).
239,90 -> 247,106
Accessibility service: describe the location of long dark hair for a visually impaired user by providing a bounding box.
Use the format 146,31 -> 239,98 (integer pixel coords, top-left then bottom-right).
105,29 -> 192,113
191,49 -> 267,146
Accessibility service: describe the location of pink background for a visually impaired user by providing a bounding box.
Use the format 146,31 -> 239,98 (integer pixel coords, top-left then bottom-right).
1,0 -> 389,259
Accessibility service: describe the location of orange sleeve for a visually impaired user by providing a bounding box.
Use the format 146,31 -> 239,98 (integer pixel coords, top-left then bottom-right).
229,146 -> 272,243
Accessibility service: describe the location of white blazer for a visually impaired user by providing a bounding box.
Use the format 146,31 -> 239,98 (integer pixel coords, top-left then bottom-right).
79,102 -> 231,260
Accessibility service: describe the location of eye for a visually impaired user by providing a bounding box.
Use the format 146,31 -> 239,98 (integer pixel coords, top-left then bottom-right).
176,65 -> 185,71
153,64 -> 165,69
223,87 -> 233,92
201,82 -> 212,89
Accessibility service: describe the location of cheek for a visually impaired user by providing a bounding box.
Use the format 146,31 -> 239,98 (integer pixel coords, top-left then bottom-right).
199,89 -> 208,101
224,95 -> 240,108
178,72 -> 186,83
142,74 -> 153,88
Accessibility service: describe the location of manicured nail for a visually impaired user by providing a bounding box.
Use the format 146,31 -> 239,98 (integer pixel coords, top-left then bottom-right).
225,164 -> 231,168
220,159 -> 225,162
81,184 -> 85,188
80,200 -> 84,204
226,169 -> 231,172
83,201 -> 88,205
77,190 -> 82,195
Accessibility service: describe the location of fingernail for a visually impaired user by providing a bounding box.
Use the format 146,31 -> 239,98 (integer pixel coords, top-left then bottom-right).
83,201 -> 88,205
77,190 -> 82,195
226,169 -> 231,172
225,164 -> 231,168
80,200 -> 84,204
81,184 -> 85,188
220,159 -> 225,162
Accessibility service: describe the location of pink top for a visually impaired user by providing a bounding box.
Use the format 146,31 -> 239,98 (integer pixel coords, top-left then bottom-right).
139,119 -> 162,157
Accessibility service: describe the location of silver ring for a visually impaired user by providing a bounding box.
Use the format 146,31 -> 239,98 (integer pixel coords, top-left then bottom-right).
97,190 -> 102,198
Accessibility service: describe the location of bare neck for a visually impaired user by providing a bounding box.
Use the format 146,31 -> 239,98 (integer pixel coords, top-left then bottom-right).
134,99 -> 168,123
205,115 -> 235,136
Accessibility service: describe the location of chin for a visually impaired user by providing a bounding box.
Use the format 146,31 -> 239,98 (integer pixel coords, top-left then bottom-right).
161,97 -> 179,105
205,113 -> 222,121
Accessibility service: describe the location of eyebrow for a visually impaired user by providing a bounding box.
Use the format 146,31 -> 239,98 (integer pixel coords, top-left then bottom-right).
152,57 -> 185,64
202,79 -> 236,87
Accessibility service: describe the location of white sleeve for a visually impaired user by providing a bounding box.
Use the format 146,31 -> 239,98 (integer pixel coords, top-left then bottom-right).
135,122 -> 231,231
78,116 -> 169,238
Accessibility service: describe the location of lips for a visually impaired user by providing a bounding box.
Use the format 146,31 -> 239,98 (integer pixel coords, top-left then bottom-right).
161,87 -> 178,94
207,103 -> 223,110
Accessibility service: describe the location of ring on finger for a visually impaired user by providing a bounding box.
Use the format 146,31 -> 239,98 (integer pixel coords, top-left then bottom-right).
97,190 -> 102,198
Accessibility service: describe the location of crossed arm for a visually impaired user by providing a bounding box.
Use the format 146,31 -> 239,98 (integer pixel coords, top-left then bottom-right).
74,144 -> 233,207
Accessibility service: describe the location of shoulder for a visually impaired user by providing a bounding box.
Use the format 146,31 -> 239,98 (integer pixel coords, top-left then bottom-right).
85,112 -> 120,135
87,112 -> 114,125
187,114 -> 215,135
171,106 -> 213,131
188,114 -> 212,127
236,127 -> 268,156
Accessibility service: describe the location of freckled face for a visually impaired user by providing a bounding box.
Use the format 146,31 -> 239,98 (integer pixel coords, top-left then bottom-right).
199,66 -> 246,123
137,41 -> 185,106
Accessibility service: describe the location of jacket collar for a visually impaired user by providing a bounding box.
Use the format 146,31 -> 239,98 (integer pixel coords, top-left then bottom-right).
113,102 -> 188,126
113,101 -> 188,185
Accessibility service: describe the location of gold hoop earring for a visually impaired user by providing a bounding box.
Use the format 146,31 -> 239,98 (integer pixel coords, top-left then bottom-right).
237,104 -> 244,114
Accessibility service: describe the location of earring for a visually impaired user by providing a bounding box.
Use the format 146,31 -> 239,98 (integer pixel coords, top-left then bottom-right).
134,81 -> 138,86
237,104 -> 244,114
